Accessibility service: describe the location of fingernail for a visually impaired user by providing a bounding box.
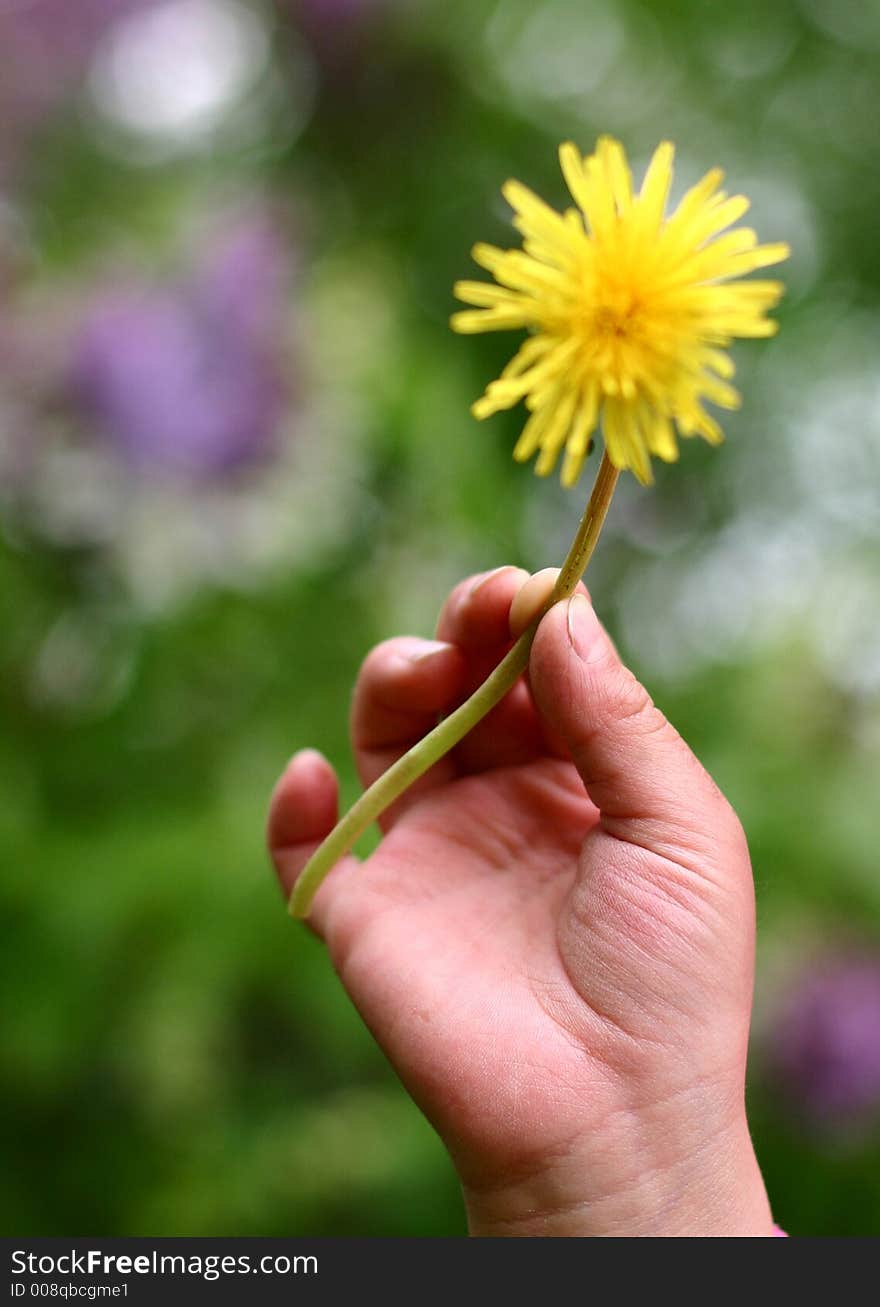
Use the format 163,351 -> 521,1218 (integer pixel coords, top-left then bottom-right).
468,564 -> 526,599
407,639 -> 454,664
566,593 -> 601,661
509,568 -> 561,637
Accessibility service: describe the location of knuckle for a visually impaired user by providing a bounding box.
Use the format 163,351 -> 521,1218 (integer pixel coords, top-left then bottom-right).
590,662 -> 655,732
436,582 -> 471,634
450,573 -> 483,609
613,670 -> 654,725
359,637 -> 407,679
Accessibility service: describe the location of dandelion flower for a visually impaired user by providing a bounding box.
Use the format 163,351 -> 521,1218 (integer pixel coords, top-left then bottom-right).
290,138 -> 791,919
452,137 -> 789,486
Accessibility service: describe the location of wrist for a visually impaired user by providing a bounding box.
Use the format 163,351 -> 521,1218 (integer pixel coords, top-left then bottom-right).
462,1112 -> 774,1238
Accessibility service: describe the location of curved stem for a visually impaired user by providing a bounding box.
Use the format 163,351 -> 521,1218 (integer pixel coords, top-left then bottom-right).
290,452 -> 620,918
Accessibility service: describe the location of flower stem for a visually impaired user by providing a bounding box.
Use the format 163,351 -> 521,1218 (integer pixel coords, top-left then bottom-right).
290,452 -> 620,918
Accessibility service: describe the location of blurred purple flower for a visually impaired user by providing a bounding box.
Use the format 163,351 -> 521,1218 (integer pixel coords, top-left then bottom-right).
770,955 -> 880,1130
72,215 -> 290,482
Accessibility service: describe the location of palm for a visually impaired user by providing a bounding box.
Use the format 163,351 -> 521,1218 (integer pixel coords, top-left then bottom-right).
326,758 -> 613,1170
270,567 -> 756,1193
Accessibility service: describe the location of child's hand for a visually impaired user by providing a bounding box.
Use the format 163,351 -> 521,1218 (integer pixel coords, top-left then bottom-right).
268,567 -> 774,1236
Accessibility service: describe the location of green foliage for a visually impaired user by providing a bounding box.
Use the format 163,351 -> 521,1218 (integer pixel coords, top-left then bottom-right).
2,0 -> 879,1235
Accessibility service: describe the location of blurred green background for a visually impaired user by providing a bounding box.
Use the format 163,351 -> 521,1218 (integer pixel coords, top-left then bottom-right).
2,0 -> 880,1237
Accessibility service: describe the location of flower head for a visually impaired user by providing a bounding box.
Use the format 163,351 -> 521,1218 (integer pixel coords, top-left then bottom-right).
769,955 -> 880,1132
452,138 -> 789,486
72,214 -> 289,482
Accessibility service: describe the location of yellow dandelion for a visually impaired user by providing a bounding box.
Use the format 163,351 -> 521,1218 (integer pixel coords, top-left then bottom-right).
452,137 -> 790,487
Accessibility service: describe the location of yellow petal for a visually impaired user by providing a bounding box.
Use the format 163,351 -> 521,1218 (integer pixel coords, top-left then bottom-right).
453,137 -> 787,485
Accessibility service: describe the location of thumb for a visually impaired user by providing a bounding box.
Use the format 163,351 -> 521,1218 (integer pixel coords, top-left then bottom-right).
529,594 -> 742,870
529,594 -> 756,1059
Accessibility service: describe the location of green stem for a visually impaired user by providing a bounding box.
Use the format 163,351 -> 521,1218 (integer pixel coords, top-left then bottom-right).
290,452 -> 620,918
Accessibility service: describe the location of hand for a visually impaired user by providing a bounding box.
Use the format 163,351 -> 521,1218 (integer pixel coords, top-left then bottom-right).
268,566 -> 775,1236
